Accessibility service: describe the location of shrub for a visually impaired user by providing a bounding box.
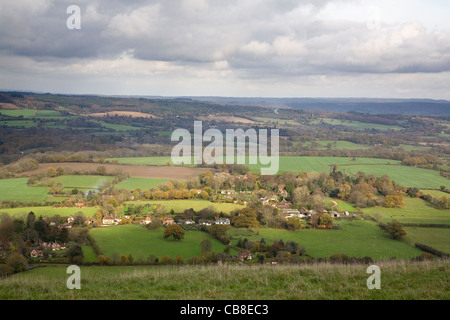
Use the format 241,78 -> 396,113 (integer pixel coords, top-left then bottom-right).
415,243 -> 450,258
6,252 -> 27,273
384,220 -> 406,240
161,256 -> 173,265
97,255 -> 110,265
0,264 -> 12,277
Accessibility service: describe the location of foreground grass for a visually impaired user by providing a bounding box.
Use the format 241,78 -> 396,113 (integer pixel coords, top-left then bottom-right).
1,260 -> 448,300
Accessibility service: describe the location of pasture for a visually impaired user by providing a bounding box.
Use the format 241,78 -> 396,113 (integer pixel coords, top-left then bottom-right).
89,224 -> 228,260
228,220 -> 423,260
363,197 -> 450,225
114,177 -> 169,191
403,227 -> 450,254
338,165 -> 449,189
124,199 -> 244,214
0,178 -> 49,202
0,206 -> 99,218
1,260 -> 448,300
52,175 -> 115,190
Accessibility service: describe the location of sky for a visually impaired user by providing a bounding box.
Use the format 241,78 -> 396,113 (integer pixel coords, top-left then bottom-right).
1,0 -> 450,99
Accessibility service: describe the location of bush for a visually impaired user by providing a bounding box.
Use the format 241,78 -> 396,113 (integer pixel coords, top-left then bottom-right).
384,220 -> 406,240
413,252 -> 434,261
0,264 -> 12,277
415,243 -> 449,258
6,252 -> 27,273
97,255 -> 110,265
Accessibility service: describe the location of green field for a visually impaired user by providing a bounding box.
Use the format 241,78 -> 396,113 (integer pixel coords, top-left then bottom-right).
0,109 -> 62,118
1,261 -> 447,300
124,199 -> 244,214
420,189 -> 449,198
338,165 -> 449,189
228,220 -> 423,260
53,175 -> 115,190
115,178 -> 169,191
0,206 -> 99,218
90,224 -> 229,260
403,227 -> 450,254
363,197 -> 450,225
103,156 -> 448,188
0,178 -> 49,202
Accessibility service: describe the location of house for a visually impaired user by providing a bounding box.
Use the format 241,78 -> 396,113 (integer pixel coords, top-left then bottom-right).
237,250 -> 252,261
30,249 -> 43,258
51,242 -> 61,251
85,217 -> 95,225
276,199 -> 292,210
102,216 -> 115,225
162,217 -> 175,226
221,190 -> 236,195
329,211 -> 340,218
143,217 -> 152,225
198,219 -> 213,226
282,209 -> 305,219
215,218 -> 230,225
185,219 -> 195,225
75,202 -> 85,207
67,215 -> 75,223
59,223 -> 72,229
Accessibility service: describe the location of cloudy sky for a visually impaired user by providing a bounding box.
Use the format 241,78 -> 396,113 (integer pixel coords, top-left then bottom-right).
1,0 -> 450,99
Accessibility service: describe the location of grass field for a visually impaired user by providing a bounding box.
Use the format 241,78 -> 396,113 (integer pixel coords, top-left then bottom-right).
0,206 -> 99,218
363,197 -> 450,225
114,177 -> 169,190
104,156 -> 447,188
339,165 -> 449,189
0,109 -> 62,118
0,178 -> 49,202
420,189 -> 449,198
89,224 -> 229,260
124,199 -> 244,214
1,260 -> 448,300
403,227 -> 450,254
53,175 -> 115,190
228,220 -> 423,260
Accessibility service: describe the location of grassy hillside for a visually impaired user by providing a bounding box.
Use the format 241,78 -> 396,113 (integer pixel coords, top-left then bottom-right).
1,260 -> 448,300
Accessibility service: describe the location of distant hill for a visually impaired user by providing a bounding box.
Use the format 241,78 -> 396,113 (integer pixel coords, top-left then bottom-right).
189,97 -> 450,116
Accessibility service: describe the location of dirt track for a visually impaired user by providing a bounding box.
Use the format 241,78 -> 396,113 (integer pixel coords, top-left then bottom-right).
17,163 -> 214,179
